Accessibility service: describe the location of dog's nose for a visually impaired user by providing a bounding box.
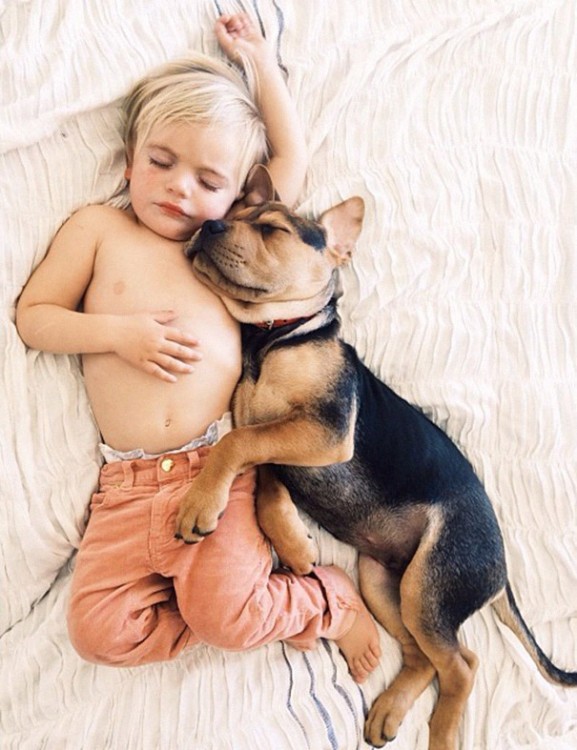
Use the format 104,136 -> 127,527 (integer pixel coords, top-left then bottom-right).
203,219 -> 227,235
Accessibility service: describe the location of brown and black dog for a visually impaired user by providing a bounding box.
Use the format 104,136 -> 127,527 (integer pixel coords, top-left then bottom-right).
175,167 -> 576,750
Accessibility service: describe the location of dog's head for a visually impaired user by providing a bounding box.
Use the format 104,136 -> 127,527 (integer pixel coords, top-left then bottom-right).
185,166 -> 364,324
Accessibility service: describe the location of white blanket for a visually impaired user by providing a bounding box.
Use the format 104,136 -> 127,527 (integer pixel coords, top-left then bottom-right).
1,1 -> 576,748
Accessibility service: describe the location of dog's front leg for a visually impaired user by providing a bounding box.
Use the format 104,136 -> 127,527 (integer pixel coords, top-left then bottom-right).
256,466 -> 317,575
175,415 -> 351,544
174,433 -> 243,543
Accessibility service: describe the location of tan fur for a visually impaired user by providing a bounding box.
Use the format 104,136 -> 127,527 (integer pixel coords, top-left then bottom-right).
175,169 -> 575,750
174,187 -> 475,749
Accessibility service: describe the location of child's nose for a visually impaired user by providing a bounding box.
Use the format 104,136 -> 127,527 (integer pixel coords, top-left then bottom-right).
168,170 -> 194,197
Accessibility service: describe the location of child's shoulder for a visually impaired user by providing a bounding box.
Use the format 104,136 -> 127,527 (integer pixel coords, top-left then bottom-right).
56,204 -> 136,245
70,203 -> 132,228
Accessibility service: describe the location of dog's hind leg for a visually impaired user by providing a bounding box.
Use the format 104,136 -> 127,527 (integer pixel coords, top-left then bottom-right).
395,523 -> 480,750
360,554 -> 436,747
400,579 -> 478,749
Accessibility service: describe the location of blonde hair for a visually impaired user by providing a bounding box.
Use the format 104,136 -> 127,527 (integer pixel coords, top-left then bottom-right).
122,52 -> 268,191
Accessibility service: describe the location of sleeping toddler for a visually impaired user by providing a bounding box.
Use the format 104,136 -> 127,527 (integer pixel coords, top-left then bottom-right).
16,13 -> 380,682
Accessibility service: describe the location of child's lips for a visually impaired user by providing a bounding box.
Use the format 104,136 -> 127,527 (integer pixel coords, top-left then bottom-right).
158,202 -> 190,219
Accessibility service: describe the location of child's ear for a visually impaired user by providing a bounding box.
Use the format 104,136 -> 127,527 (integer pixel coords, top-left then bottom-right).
124,148 -> 134,180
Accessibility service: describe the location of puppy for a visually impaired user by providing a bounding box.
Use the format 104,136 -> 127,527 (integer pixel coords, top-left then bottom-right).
176,166 -> 576,750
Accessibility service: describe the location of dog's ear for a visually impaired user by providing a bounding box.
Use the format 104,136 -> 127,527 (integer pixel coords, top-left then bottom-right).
319,197 -> 364,265
225,165 -> 280,219
243,164 -> 280,205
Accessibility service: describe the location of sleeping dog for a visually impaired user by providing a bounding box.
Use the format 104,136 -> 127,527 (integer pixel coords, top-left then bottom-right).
175,167 -> 576,750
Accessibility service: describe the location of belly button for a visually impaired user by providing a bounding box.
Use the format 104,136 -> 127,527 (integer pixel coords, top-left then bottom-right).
164,418 -> 172,428
113,281 -> 125,295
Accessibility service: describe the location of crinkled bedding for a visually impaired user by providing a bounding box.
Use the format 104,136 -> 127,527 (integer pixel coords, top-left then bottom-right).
1,1 -> 576,748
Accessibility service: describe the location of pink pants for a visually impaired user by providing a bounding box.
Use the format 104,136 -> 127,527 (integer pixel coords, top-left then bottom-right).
67,445 -> 361,666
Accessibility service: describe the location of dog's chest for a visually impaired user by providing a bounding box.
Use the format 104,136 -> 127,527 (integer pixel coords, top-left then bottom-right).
232,343 -> 326,427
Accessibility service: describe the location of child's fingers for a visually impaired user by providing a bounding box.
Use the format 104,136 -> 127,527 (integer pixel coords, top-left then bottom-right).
215,14 -> 239,35
163,326 -> 201,349
145,352 -> 196,382
144,361 -> 178,383
216,12 -> 253,41
162,339 -> 203,362
157,353 -> 196,374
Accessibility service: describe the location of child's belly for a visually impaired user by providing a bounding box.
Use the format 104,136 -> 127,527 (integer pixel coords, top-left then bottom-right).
83,323 -> 241,454
82,242 -> 242,452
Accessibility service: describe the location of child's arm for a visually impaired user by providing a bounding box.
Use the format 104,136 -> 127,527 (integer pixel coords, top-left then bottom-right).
16,206 -> 200,383
215,13 -> 307,207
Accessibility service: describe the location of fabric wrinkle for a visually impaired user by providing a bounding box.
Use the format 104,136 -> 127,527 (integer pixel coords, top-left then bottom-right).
67,442 -> 362,666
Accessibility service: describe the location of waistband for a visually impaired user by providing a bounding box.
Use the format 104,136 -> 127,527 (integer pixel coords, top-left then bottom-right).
99,412 -> 233,463
99,444 -> 213,489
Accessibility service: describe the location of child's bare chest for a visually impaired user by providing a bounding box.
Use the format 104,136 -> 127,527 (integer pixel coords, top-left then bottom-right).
86,238 -> 204,314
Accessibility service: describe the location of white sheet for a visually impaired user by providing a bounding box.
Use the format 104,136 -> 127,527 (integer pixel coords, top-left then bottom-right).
2,1 -> 576,748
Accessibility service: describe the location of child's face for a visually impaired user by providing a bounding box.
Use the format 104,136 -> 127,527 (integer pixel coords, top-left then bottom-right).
126,120 -> 242,241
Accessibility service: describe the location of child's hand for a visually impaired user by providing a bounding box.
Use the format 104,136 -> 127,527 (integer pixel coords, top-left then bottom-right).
215,13 -> 273,65
114,311 -> 202,383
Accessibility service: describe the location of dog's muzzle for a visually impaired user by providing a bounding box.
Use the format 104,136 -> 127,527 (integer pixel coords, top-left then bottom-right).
185,220 -> 228,258
202,219 -> 227,236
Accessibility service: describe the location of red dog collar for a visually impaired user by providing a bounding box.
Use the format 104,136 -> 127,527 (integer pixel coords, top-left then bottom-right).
252,316 -> 313,330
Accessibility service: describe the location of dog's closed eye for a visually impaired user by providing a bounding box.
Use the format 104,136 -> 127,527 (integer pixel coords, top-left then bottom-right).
258,223 -> 289,237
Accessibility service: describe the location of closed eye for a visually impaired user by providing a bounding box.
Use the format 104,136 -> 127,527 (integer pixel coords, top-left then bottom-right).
149,157 -> 172,169
259,223 -> 290,236
200,179 -> 221,193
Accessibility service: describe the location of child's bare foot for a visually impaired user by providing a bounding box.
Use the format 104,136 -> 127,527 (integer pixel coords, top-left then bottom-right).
336,602 -> 381,683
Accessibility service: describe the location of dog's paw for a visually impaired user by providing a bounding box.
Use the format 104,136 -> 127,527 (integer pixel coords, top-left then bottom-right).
275,531 -> 318,576
364,680 -> 424,748
175,485 -> 226,544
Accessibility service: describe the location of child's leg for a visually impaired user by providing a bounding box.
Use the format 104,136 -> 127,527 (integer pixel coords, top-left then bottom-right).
69,448 -> 380,679
67,461 -> 199,667
160,461 -> 381,680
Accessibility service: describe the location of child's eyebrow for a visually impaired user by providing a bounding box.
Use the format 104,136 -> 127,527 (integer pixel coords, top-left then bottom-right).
148,143 -> 176,156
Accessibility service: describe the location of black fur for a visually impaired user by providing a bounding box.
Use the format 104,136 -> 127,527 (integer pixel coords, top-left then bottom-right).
244,302 -> 507,638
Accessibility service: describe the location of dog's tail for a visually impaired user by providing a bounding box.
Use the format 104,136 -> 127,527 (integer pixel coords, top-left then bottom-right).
491,583 -> 577,686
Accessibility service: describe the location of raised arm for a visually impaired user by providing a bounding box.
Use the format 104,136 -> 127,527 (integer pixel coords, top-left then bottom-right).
215,13 -> 307,207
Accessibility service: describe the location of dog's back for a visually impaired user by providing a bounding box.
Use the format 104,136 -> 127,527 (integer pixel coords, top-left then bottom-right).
181,169 -> 577,748
272,331 -> 506,599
